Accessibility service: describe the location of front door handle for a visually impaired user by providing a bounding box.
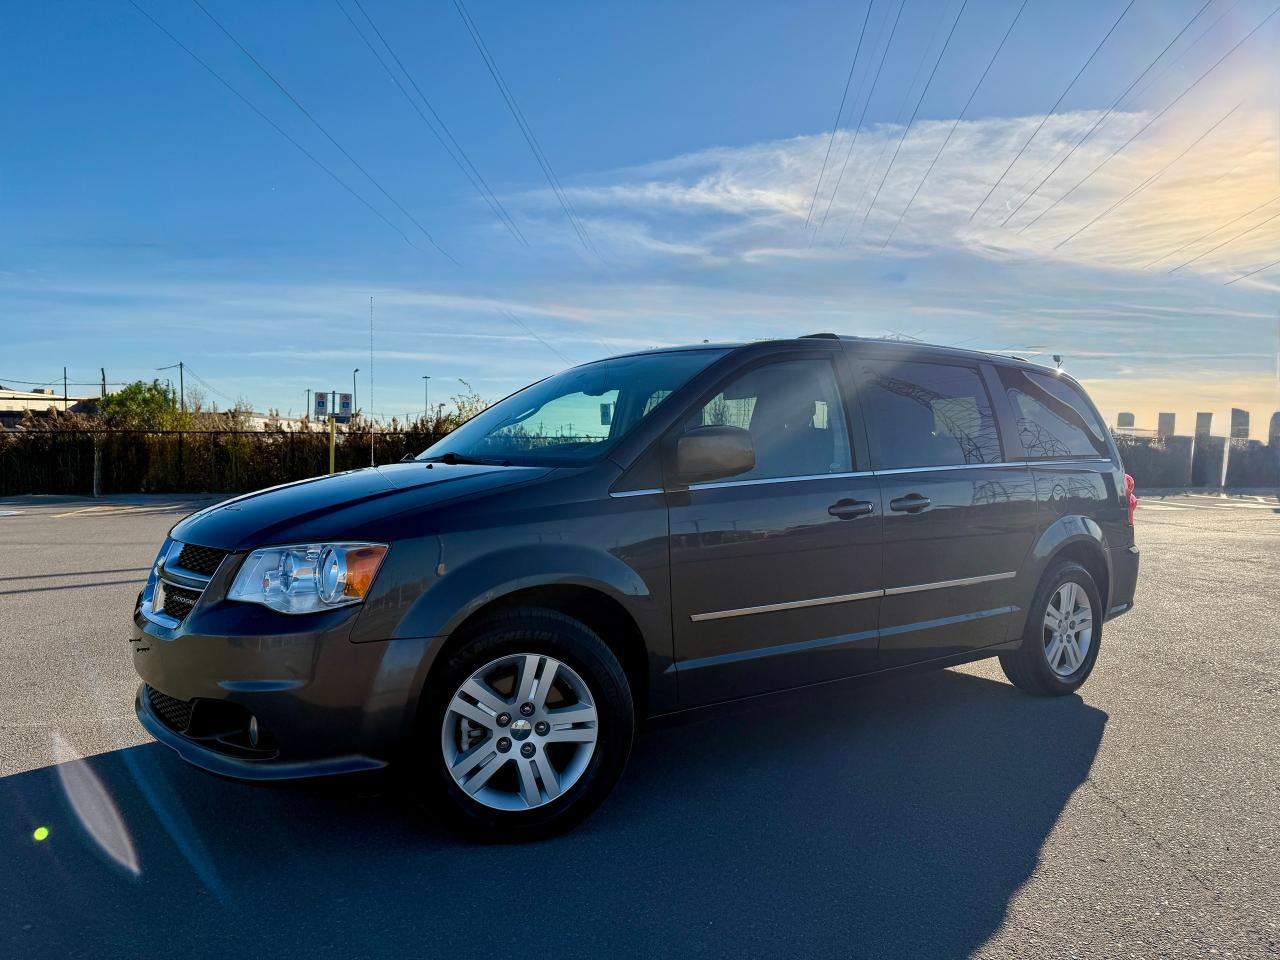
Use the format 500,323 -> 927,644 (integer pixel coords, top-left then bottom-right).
889,494 -> 932,513
828,499 -> 875,519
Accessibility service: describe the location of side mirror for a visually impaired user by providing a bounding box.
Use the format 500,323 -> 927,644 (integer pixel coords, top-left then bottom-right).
676,425 -> 755,484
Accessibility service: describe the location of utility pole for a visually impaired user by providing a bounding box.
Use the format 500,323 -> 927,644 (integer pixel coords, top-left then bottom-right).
305,388 -> 311,420
100,368 -> 106,399
161,362 -> 187,413
329,390 -> 337,475
422,375 -> 431,422
352,368 -> 359,415
62,367 -> 68,412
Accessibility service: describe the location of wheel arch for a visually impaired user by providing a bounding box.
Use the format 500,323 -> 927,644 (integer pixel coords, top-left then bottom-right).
1049,539 -> 1110,614
440,583 -> 652,719
1013,517 -> 1113,638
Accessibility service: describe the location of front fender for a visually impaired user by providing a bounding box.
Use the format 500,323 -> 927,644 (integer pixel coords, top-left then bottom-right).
397,543 -> 654,641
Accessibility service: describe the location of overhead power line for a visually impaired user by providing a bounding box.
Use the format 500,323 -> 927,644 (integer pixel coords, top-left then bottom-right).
1053,101 -> 1241,248
452,0 -> 597,257
841,0 -> 952,245
881,0 -> 1028,247
0,376 -> 130,387
862,0 -> 969,241
842,1 -> 956,244
499,310 -> 573,366
1019,3 -> 1280,235
1000,0 -> 1216,228
1224,256 -> 1280,285
818,0 -> 906,234
127,1 -> 441,260
189,0 -> 453,261
1123,0 -> 1247,107
1170,205 -> 1280,273
804,0 -> 876,230
1144,193 -> 1280,269
336,0 -> 527,247
969,0 -> 1137,222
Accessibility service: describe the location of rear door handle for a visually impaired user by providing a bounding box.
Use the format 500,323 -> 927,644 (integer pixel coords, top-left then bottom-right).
889,494 -> 931,513
828,499 -> 875,519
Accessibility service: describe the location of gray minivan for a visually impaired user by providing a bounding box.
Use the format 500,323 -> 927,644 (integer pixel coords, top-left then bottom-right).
132,335 -> 1139,838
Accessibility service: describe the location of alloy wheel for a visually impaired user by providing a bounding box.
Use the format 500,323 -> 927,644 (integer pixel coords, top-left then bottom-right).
441,653 -> 599,811
1042,581 -> 1093,677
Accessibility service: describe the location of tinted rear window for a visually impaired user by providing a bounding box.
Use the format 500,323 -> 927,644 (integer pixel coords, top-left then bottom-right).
999,368 -> 1109,459
857,360 -> 1002,469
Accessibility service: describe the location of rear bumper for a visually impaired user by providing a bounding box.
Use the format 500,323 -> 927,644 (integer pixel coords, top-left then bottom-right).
1107,543 -> 1139,620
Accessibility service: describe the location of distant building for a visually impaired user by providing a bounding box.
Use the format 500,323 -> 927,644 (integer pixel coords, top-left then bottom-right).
1269,411 -> 1280,445
1230,408 -> 1249,440
1117,412 -> 1135,428
1195,412 -> 1214,438
1157,412 -> 1176,438
0,387 -> 95,430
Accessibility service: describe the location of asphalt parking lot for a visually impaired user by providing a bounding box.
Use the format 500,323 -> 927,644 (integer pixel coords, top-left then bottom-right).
1,492 -> 1276,959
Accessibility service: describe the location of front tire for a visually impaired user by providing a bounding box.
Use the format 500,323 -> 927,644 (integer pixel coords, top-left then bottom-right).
423,607 -> 634,841
999,560 -> 1103,696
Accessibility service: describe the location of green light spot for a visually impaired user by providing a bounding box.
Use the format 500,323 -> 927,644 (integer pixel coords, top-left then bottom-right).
32,826 -> 49,842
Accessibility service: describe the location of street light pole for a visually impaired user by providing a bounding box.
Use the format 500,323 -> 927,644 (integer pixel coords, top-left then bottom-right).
352,368 -> 360,415
422,375 -> 431,422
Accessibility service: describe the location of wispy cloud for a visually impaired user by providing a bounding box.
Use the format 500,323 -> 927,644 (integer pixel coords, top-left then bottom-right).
515,106 -> 1279,282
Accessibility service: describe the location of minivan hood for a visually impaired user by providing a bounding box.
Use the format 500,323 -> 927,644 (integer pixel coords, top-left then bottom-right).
170,461 -> 552,551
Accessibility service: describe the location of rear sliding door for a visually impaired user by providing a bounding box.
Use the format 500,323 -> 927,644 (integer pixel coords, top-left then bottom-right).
853,355 -> 1040,667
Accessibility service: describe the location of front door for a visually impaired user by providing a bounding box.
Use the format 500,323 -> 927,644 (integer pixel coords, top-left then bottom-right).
853,355 -> 1039,668
668,352 -> 883,707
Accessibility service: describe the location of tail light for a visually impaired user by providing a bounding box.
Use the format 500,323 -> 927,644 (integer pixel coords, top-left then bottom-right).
1124,473 -> 1137,525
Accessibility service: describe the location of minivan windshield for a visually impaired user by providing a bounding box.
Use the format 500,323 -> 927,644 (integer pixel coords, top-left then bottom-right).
418,348 -> 727,466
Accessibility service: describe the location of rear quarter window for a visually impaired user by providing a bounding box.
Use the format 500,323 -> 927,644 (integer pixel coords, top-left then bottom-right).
998,368 -> 1110,459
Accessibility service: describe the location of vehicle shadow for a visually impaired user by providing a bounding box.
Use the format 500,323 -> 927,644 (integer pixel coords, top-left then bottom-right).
2,668 -> 1105,959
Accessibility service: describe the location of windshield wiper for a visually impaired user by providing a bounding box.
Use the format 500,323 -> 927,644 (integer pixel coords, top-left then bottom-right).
424,452 -> 511,466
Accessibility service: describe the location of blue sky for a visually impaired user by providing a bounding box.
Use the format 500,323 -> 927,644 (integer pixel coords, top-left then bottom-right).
3,0 -> 1278,435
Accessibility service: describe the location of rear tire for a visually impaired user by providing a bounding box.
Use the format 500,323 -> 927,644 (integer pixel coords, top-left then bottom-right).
421,607 -> 634,841
999,560 -> 1102,696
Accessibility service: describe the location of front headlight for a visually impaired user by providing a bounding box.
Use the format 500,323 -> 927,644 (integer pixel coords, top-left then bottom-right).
228,542 -> 388,615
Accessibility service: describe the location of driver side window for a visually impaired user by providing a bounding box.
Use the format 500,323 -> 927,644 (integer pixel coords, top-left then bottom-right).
686,358 -> 852,481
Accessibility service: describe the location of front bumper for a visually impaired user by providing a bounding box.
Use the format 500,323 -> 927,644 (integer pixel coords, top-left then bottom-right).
135,684 -> 387,779
131,599 -> 442,781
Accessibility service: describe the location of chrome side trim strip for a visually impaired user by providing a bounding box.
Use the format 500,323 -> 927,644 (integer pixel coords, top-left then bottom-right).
689,470 -> 873,491
1024,458 -> 1112,467
690,588 -> 883,622
874,462 -> 1015,475
882,571 -> 1016,596
635,458 -> 1115,497
690,571 -> 1017,622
